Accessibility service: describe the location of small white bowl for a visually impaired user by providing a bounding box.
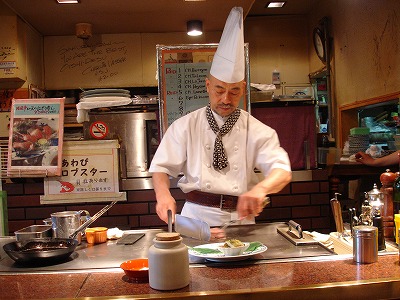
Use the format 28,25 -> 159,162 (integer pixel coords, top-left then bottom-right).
218,242 -> 249,256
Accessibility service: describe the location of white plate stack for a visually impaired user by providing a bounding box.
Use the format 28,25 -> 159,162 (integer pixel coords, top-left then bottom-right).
348,134 -> 370,155
79,89 -> 131,102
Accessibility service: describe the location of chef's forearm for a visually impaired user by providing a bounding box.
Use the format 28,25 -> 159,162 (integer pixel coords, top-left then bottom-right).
152,172 -> 172,198
256,168 -> 292,195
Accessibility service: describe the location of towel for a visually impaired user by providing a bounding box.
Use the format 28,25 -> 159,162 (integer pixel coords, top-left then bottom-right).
76,97 -> 132,123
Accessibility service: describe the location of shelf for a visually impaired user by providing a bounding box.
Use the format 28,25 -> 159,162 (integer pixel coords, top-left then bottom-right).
64,123 -> 83,128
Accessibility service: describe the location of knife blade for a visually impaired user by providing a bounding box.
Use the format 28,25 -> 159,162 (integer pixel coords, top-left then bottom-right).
174,214 -> 211,241
330,194 -> 344,236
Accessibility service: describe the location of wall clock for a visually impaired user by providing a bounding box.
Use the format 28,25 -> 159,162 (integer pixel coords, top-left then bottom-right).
313,27 -> 326,63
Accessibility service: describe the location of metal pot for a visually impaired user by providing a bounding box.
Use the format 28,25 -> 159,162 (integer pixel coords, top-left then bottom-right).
50,210 -> 90,244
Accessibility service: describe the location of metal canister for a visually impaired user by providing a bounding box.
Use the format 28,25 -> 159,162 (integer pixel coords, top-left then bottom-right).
353,225 -> 378,264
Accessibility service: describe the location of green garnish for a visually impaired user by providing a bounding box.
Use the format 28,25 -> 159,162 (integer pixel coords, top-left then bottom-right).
190,247 -> 222,254
245,241 -> 263,252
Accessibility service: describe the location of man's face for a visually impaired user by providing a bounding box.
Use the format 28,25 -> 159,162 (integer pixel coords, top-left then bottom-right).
205,75 -> 246,117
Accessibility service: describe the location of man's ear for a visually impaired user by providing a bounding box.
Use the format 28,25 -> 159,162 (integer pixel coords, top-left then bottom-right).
205,77 -> 210,93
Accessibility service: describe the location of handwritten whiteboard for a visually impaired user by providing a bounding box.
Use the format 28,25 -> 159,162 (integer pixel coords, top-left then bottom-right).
44,34 -> 143,89
157,44 -> 250,136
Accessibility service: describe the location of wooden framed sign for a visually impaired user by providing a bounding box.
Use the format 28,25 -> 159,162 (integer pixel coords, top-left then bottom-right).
41,140 -> 126,204
7,98 -> 64,177
156,43 -> 250,137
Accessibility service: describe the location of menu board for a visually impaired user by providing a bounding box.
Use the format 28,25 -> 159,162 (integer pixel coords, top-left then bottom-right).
157,44 -> 250,136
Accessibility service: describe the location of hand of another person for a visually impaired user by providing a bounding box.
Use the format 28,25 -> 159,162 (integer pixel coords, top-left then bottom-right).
355,151 -> 375,165
155,194 -> 177,224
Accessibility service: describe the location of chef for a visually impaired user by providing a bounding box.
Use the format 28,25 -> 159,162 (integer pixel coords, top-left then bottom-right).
149,7 -> 292,238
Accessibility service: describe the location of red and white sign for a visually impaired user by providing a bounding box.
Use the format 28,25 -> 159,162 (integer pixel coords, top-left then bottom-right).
90,121 -> 108,139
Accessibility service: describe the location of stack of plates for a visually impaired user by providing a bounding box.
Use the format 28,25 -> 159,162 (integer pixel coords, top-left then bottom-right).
348,134 -> 370,155
79,89 -> 131,102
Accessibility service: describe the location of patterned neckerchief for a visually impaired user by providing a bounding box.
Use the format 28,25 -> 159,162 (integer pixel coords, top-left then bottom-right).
206,103 -> 241,170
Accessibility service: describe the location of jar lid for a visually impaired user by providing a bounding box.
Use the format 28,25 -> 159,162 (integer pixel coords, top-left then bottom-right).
353,225 -> 377,236
155,232 -> 181,241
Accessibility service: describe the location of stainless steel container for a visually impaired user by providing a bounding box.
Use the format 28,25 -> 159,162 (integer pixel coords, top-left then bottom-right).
51,210 -> 90,244
353,225 -> 378,264
14,225 -> 52,241
83,110 -> 159,178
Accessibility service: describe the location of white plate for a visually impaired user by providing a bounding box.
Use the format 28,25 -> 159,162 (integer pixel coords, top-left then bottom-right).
82,93 -> 130,98
188,242 -> 267,262
42,147 -> 58,166
81,89 -> 130,97
79,96 -> 131,102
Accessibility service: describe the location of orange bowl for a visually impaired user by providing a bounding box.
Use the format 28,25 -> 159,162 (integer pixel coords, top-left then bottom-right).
120,258 -> 149,282
85,227 -> 108,244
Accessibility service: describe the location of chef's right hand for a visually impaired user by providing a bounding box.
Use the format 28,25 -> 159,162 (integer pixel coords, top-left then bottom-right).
155,195 -> 177,224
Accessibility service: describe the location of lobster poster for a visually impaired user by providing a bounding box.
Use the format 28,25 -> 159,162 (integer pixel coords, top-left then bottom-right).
7,98 -> 64,177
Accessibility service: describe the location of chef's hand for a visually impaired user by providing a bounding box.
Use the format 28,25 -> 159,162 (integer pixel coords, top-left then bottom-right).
210,227 -> 226,240
236,186 -> 267,220
155,194 -> 177,224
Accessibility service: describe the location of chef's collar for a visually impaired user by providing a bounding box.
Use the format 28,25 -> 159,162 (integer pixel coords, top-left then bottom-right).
211,109 -> 227,127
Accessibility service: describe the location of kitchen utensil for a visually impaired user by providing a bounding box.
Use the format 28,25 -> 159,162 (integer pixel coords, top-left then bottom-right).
69,200 -> 118,240
14,225 -> 52,241
3,238 -> 78,264
167,209 -> 172,233
276,221 -> 319,245
330,193 -> 344,236
220,197 -> 270,230
188,241 -> 268,262
353,225 -> 378,264
51,210 -> 90,244
85,227 -> 108,244
120,258 -> 149,282
3,201 -> 118,264
174,214 -> 211,241
220,219 -> 240,230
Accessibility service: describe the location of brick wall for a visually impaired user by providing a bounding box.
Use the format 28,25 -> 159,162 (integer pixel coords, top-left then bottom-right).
2,169 -> 331,235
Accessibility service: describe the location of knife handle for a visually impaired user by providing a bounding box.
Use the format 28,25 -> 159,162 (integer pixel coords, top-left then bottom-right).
288,220 -> 303,238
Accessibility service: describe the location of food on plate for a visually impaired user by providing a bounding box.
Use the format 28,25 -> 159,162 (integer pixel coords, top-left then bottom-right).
221,239 -> 245,248
12,118 -> 58,157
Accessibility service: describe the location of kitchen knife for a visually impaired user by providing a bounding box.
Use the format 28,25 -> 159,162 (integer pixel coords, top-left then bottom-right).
174,214 -> 211,241
330,193 -> 344,236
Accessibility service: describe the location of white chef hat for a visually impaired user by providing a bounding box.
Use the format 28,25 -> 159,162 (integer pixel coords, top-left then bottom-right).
210,7 -> 244,83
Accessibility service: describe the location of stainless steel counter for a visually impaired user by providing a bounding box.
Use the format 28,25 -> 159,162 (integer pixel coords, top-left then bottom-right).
0,222 -> 335,274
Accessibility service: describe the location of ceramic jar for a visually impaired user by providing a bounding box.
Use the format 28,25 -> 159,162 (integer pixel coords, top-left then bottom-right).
148,232 -> 190,290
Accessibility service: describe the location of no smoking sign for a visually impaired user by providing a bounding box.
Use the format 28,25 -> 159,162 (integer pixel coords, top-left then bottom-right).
89,121 -> 109,139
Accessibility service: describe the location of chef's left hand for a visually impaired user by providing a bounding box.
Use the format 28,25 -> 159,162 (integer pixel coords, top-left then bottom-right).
236,186 -> 267,219
210,227 -> 226,240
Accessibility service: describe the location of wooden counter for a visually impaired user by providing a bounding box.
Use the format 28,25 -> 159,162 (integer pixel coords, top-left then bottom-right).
1,254 -> 400,299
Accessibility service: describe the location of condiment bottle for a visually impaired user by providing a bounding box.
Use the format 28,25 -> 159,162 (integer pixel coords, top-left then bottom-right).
148,232 -> 190,290
353,225 -> 378,264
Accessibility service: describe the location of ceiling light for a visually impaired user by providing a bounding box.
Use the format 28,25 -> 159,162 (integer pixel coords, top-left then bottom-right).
75,23 -> 92,39
187,20 -> 203,36
266,2 -> 286,8
56,0 -> 79,3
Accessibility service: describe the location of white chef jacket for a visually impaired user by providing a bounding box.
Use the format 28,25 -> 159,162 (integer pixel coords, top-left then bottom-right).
149,107 -> 291,226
